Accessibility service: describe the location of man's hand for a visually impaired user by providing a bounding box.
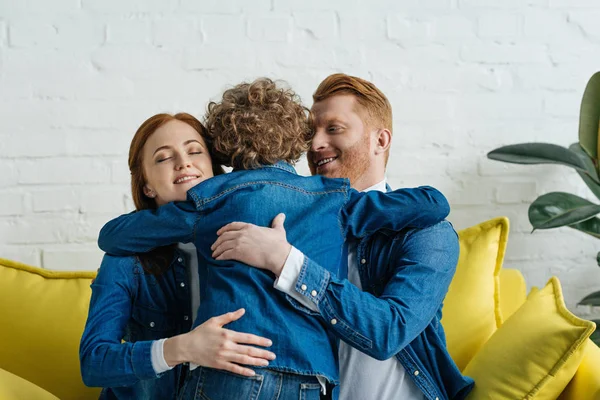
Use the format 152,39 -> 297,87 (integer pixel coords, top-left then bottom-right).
163,308 -> 276,377
211,213 -> 292,276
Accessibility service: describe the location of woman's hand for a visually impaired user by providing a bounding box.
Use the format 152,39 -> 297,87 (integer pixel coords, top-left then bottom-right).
211,213 -> 291,276
163,308 -> 276,377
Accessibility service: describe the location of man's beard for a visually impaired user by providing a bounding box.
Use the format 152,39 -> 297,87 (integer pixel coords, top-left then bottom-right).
309,134 -> 371,188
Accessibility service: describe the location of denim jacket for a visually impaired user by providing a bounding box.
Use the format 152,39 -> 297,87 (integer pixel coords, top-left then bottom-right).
294,220 -> 474,400
79,251 -> 192,400
97,161 -> 449,385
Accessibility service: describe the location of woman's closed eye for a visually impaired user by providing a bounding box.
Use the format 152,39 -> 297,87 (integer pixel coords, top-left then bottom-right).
155,154 -> 172,163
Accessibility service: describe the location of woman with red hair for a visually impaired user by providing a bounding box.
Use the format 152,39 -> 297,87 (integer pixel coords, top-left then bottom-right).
80,113 -> 275,400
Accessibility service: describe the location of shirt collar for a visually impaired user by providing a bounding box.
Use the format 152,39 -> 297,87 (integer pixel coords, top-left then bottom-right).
234,161 -> 297,175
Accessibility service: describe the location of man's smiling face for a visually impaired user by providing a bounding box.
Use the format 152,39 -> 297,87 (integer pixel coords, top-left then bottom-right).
308,94 -> 372,188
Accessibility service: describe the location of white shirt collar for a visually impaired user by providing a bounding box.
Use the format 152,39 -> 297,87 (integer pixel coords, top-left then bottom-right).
361,178 -> 387,193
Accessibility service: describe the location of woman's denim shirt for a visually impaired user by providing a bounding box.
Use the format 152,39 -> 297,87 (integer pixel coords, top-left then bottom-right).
97,161 -> 449,385
80,250 -> 192,400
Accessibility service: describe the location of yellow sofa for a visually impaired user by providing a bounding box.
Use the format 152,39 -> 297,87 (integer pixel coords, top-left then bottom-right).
0,217 -> 598,399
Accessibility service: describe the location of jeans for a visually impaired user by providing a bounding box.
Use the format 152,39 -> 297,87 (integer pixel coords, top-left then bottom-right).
178,367 -> 322,400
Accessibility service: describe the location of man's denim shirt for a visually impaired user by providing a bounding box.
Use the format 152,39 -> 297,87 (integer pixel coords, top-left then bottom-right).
98,161 -> 449,385
80,251 -> 192,400
297,221 -> 474,400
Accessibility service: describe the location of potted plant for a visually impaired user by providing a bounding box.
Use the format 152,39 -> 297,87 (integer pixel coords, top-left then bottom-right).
487,71 -> 600,345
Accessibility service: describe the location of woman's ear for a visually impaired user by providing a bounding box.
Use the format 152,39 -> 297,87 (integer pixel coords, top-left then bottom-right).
143,185 -> 156,198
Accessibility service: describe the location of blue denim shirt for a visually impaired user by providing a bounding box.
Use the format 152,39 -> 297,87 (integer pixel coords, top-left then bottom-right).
79,251 -> 192,400
293,221 -> 474,400
97,161 -> 449,385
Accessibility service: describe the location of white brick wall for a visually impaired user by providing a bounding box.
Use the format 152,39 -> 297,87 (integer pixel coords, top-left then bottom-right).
1,1 -> 600,316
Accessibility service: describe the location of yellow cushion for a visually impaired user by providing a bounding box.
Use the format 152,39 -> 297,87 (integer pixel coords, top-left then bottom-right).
0,258 -> 101,400
442,217 -> 508,371
0,367 -> 59,400
498,268 -> 527,321
558,339 -> 600,400
463,277 -> 596,400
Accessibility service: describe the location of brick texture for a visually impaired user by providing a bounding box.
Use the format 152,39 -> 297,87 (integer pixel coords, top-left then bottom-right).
1,1 -> 599,315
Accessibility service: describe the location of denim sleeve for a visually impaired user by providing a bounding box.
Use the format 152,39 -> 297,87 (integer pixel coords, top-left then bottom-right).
341,186 -> 449,240
79,255 -> 159,387
292,221 -> 458,360
98,200 -> 197,256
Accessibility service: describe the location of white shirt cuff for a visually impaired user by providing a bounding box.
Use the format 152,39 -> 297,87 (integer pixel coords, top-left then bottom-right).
151,339 -> 174,374
274,246 -> 319,312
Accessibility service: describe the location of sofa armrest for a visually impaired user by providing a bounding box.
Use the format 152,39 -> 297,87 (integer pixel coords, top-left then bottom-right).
558,339 -> 600,400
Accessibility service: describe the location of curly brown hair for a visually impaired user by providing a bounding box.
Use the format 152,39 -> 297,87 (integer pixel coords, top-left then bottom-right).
204,78 -> 310,170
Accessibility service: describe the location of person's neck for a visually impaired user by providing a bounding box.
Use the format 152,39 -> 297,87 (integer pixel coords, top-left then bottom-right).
352,171 -> 385,191
352,157 -> 386,191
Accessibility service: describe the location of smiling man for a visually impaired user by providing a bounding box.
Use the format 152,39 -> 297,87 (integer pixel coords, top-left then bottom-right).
212,74 -> 474,400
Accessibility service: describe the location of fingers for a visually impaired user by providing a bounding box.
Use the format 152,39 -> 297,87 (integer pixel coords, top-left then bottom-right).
215,361 -> 257,377
271,213 -> 286,229
210,308 -> 245,326
226,352 -> 271,367
213,346 -> 277,376
214,248 -> 237,261
228,331 -> 273,348
216,221 -> 250,236
233,344 -> 276,361
211,231 -> 241,252
212,239 -> 238,259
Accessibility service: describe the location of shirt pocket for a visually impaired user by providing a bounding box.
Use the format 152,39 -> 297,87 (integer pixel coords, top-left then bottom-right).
128,305 -> 180,341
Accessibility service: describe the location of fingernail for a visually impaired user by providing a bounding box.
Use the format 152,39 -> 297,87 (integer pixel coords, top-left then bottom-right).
266,340 -> 272,346
270,353 -> 276,360
249,370 -> 256,376
262,360 -> 269,366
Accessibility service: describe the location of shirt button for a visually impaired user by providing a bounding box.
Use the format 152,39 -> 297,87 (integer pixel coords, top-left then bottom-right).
301,284 -> 307,291
177,257 -> 183,263
360,259 -> 366,264
180,282 -> 185,287
149,322 -> 155,328
311,290 -> 317,297
184,315 -> 189,321
331,319 -> 337,325
413,370 -> 419,376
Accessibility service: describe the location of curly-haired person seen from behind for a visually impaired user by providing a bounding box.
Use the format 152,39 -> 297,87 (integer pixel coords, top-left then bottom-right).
98,77 -> 452,400
205,78 -> 310,170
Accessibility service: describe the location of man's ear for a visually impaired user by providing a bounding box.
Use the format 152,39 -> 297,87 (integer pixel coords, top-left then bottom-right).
374,128 -> 392,156
143,185 -> 156,198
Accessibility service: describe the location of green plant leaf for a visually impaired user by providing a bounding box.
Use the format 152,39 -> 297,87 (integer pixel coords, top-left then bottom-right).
569,143 -> 600,199
488,142 -> 589,170
592,321 -> 600,347
528,192 -> 600,229
579,291 -> 600,306
569,217 -> 600,239
578,72 -> 600,161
